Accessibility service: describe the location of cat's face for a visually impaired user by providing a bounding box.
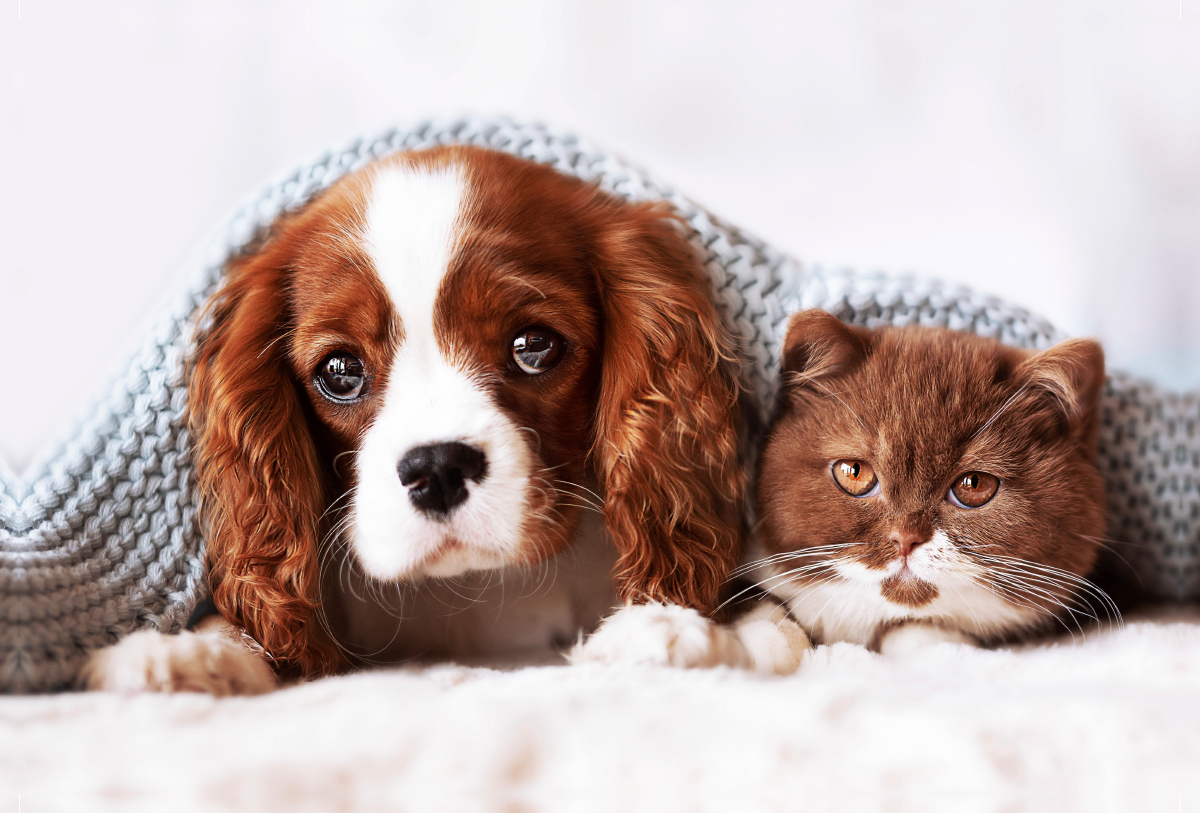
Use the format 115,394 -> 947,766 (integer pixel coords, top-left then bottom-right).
755,311 -> 1108,646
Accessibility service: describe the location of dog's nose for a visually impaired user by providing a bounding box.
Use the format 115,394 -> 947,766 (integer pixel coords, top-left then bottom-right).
397,442 -> 488,518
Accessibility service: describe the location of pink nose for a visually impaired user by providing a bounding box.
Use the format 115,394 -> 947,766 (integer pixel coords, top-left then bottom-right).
890,530 -> 929,558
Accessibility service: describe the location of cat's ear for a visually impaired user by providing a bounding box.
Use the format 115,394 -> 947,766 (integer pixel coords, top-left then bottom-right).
780,310 -> 872,390
1015,338 -> 1106,446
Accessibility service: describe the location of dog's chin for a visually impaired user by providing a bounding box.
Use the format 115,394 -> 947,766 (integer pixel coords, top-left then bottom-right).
350,529 -> 516,582
411,540 -> 511,579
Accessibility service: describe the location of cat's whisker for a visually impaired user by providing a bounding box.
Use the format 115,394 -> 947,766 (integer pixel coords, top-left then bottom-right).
978,576 -> 1082,643
717,558 -> 848,612
730,544 -> 858,578
831,573 -> 875,636
968,551 -> 1122,627
984,567 -> 1108,640
979,562 -> 1094,615
987,569 -> 1100,629
945,580 -> 989,638
776,570 -> 844,624
804,569 -> 860,632
751,562 -> 846,594
1076,535 -> 1146,586
962,544 -> 1119,620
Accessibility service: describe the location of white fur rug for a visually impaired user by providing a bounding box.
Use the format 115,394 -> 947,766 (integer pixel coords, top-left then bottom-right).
5,610 -> 1199,812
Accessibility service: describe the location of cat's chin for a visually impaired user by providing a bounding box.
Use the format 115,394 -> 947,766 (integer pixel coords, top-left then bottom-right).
879,572 -> 939,608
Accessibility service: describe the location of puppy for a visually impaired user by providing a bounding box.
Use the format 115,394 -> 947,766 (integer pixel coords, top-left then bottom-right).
83,145 -> 756,693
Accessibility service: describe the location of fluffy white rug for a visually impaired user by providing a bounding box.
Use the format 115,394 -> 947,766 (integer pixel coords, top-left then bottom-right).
5,610 -> 1199,812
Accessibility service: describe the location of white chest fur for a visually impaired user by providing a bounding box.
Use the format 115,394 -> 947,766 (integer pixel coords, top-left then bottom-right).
320,511 -> 619,663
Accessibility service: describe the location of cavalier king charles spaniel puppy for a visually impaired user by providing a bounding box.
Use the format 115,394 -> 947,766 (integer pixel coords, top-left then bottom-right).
81,145 -> 804,694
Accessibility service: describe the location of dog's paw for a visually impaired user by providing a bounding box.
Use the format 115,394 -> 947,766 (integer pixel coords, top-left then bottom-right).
570,603 -> 752,669
731,602 -> 811,675
80,630 -> 277,696
877,623 -> 977,657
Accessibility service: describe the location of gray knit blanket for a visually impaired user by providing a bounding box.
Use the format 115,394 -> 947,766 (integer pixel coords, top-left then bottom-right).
1,117 -> 1195,693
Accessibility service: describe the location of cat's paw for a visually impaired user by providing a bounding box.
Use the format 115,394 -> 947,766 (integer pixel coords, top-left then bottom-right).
570,603 -> 751,669
877,623 -> 976,657
80,629 -> 277,696
732,602 -> 811,675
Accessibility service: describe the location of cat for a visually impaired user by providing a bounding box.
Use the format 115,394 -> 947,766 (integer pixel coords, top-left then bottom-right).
748,309 -> 1112,655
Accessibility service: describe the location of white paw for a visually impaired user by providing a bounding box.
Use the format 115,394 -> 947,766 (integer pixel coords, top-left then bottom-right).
878,623 -> 977,658
732,602 -> 811,675
80,630 -> 277,696
571,603 -> 751,669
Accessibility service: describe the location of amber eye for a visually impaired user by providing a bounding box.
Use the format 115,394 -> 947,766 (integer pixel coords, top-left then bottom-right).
316,352 -> 366,402
512,326 -> 565,375
831,459 -> 879,497
948,472 -> 1000,509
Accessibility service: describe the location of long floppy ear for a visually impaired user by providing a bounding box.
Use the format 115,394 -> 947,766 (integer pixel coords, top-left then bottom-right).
592,203 -> 744,613
780,309 -> 872,387
190,230 -> 342,677
1014,338 -> 1106,452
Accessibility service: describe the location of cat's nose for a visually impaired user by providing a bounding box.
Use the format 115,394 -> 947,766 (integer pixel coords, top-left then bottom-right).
890,530 -> 929,558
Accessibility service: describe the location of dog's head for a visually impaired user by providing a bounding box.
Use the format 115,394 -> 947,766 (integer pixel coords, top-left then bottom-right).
191,147 -> 745,674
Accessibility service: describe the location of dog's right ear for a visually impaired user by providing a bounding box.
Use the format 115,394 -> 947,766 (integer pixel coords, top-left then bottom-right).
190,221 -> 343,677
780,310 -> 872,394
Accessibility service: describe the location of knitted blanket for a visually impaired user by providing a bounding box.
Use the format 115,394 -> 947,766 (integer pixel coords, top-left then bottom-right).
1,117 -> 1195,693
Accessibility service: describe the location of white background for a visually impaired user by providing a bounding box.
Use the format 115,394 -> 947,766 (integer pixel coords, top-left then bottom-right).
1,0 -> 1197,473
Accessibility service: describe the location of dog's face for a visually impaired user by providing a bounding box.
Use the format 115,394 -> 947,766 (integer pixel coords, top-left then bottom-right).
285,152 -> 605,580
192,146 -> 746,674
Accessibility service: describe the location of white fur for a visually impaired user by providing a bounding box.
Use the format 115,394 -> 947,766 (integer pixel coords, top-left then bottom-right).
765,530 -> 1040,646
352,163 -> 534,580
39,610 -> 1199,808
878,623 -> 977,657
81,628 -> 276,696
731,602 -> 812,675
572,603 -> 764,670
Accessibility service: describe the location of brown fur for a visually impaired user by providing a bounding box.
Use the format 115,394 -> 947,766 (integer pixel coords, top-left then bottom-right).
755,309 -> 1108,643
190,146 -> 744,676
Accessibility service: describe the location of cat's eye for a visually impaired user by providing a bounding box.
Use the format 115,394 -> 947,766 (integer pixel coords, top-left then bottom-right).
948,472 -> 1000,509
316,352 -> 366,402
512,326 -> 566,375
831,459 -> 879,497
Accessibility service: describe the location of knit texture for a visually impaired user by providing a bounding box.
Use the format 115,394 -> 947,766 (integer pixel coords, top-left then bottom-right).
1,117 -> 1195,692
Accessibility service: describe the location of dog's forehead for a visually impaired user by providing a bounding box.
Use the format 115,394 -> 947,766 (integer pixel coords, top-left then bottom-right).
356,153 -> 601,351
283,150 -> 604,376
364,160 -> 467,346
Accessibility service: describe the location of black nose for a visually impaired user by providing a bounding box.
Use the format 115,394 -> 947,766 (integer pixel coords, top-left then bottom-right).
397,442 -> 488,518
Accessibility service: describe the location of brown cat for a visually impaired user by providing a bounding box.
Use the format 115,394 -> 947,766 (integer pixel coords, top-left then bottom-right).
751,309 -> 1112,654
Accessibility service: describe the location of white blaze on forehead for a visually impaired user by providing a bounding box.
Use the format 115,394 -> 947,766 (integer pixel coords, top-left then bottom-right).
351,161 -> 534,581
366,162 -> 466,348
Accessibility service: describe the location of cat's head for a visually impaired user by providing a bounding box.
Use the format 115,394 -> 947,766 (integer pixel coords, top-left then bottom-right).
755,310 -> 1108,645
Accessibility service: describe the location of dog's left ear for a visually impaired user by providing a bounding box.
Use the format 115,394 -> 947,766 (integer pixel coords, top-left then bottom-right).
591,202 -> 744,613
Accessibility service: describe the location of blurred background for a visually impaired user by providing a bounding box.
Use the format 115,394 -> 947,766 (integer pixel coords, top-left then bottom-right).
1,0 -> 1197,473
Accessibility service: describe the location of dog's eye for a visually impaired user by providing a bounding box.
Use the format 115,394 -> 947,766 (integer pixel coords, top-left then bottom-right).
316,352 -> 366,401
512,326 -> 565,375
832,459 -> 879,497
948,472 -> 1000,509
